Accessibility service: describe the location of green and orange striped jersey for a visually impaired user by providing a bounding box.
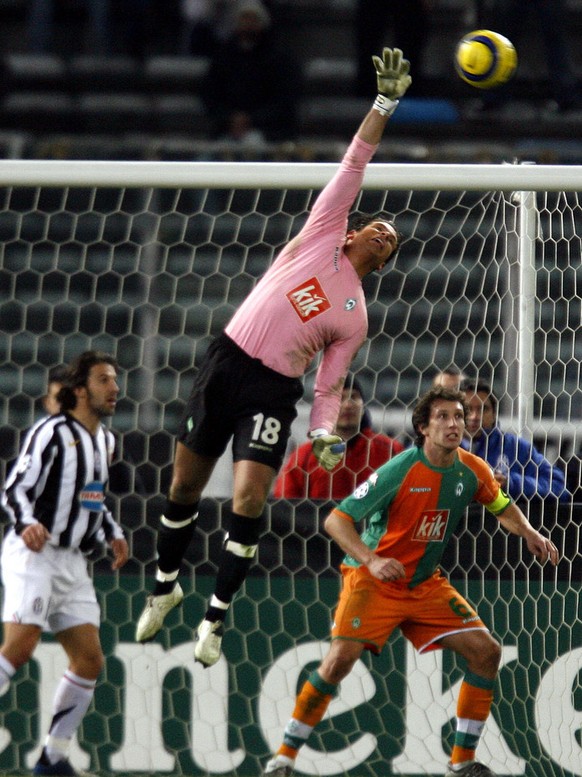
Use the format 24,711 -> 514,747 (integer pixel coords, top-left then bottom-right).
333,445 -> 511,588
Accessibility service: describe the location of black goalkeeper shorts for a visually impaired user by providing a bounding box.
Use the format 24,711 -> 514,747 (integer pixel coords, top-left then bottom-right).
177,333 -> 303,469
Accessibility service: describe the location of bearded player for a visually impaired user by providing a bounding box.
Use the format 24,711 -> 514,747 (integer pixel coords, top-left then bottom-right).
263,386 -> 558,777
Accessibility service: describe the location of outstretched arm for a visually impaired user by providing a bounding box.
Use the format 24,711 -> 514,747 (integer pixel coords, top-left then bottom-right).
356,108 -> 391,146
356,47 -> 412,146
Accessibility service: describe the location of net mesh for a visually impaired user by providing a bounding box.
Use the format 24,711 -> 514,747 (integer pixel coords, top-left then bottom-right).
0,173 -> 580,777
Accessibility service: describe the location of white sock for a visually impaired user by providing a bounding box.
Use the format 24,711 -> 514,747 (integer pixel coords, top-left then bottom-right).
269,755 -> 295,767
0,654 -> 16,696
45,670 -> 96,763
450,762 -> 473,773
209,595 -> 229,610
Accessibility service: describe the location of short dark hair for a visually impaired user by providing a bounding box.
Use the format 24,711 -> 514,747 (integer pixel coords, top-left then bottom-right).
348,210 -> 403,259
47,365 -> 68,385
460,379 -> 497,413
411,386 -> 468,448
58,350 -> 119,411
439,365 -> 464,378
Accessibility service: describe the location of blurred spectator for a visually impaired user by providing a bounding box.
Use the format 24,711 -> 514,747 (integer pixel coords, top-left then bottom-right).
113,0 -> 152,59
42,364 -> 69,415
354,0 -> 431,97
25,0 -> 184,59
431,365 -> 467,391
112,0 -> 184,58
218,110 -> 267,151
0,366 -> 68,486
26,0 -> 111,54
182,0 -> 235,56
273,375 -> 404,499
461,379 -> 570,503
563,444 -> 582,502
200,0 -> 302,142
401,366 -> 469,446
474,0 -> 582,112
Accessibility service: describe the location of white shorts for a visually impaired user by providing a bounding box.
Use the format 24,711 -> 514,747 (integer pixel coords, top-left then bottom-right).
0,529 -> 100,633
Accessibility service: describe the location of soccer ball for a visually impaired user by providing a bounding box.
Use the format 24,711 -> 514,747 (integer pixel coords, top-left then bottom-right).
455,29 -> 517,89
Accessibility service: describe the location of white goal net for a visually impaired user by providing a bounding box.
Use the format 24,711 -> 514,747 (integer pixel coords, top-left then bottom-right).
0,159 -> 580,777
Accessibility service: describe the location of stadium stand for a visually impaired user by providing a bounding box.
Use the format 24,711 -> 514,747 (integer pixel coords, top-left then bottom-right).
0,0 -> 581,160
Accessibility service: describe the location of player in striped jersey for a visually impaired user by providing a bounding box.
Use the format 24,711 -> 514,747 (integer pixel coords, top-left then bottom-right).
264,386 -> 559,777
0,350 -> 128,777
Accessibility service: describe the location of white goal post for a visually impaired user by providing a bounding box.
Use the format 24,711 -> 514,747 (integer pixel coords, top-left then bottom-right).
0,157 -> 580,777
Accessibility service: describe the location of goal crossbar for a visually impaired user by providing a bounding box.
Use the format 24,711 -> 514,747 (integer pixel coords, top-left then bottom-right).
0,160 -> 582,190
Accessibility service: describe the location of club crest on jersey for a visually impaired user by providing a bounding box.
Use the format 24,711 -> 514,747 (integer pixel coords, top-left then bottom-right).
80,481 -> 105,511
412,510 -> 449,542
353,471 -> 378,499
286,276 -> 331,322
353,481 -> 369,499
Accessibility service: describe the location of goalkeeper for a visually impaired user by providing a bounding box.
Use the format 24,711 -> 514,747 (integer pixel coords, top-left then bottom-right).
135,48 -> 411,667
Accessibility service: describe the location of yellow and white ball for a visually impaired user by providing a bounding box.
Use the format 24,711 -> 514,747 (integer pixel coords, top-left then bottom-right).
455,29 -> 517,89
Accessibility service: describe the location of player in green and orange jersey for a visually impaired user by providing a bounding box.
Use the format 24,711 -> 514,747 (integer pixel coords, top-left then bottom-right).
264,385 -> 559,777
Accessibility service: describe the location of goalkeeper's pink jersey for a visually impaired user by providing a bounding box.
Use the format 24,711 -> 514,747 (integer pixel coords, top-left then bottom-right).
225,134 -> 378,435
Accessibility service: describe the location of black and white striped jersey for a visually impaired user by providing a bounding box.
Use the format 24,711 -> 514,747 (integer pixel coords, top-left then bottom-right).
2,413 -> 125,551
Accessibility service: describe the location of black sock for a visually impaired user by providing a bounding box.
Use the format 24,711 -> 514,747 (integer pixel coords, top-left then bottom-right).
205,606 -> 228,623
153,499 -> 199,596
210,513 -> 262,612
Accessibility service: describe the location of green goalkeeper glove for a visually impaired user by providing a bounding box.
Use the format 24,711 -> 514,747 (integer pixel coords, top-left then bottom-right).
310,430 -> 345,472
372,47 -> 412,117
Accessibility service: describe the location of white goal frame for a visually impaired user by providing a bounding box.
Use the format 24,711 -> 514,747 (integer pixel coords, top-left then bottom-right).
1,158 -> 580,777
2,156 -> 577,443
0,159 -> 581,190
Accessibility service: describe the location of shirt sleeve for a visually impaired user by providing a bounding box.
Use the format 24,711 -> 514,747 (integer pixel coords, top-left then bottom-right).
101,508 -> 125,541
303,134 -> 378,234
103,429 -> 125,541
2,422 -> 56,532
305,137 -> 377,433
512,437 -> 570,501
471,456 -> 513,514
310,332 -> 366,434
334,458 -> 401,524
483,488 -> 512,515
